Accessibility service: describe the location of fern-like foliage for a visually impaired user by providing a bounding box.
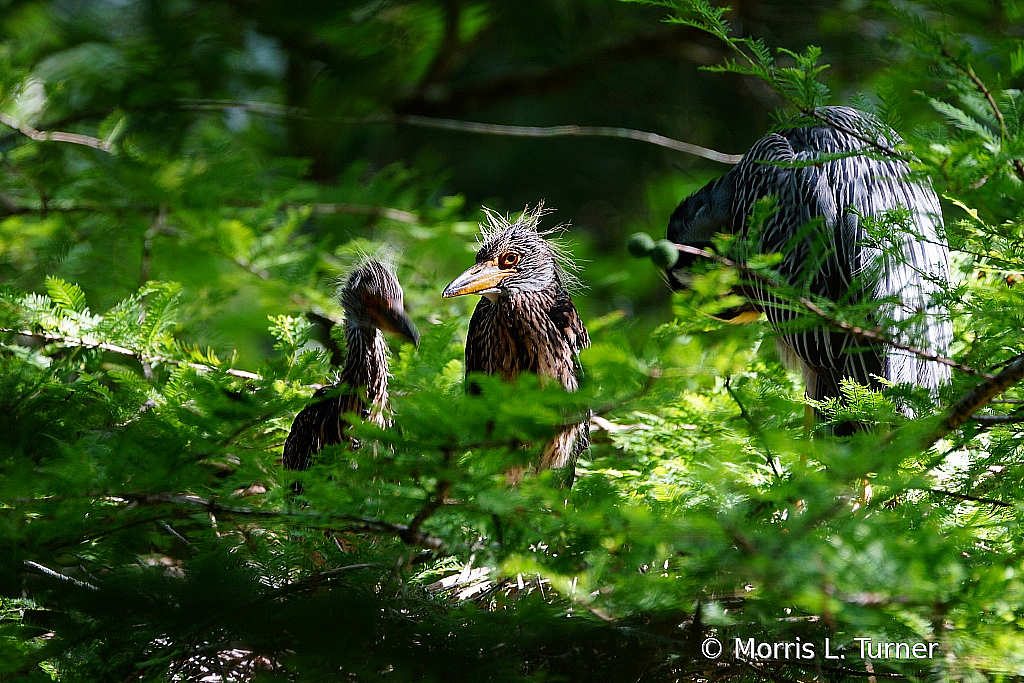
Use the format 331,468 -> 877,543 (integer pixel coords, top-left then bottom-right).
1,2 -> 1024,682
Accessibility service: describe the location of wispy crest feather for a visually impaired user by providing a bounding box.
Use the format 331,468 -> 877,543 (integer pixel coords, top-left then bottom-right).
332,243 -> 400,294
476,202 -> 585,294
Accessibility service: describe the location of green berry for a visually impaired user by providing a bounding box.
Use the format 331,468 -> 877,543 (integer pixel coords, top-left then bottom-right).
626,232 -> 656,258
650,240 -> 680,269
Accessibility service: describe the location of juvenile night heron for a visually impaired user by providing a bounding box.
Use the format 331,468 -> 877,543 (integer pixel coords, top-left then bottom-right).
442,205 -> 590,485
283,260 -> 419,478
665,106 -> 951,414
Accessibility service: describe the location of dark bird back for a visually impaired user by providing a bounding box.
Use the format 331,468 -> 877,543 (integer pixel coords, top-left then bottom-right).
665,107 -> 951,409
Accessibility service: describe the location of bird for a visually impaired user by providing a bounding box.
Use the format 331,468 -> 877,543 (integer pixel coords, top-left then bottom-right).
664,106 -> 951,418
283,260 -> 419,480
442,204 -> 590,486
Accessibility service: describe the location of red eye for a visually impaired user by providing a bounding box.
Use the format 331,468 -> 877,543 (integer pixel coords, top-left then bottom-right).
498,252 -> 520,269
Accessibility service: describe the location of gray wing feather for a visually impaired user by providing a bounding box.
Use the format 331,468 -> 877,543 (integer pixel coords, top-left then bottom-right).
729,107 -> 951,401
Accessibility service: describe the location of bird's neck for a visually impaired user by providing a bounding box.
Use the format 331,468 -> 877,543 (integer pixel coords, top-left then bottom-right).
483,288 -> 569,383
498,288 -> 558,310
342,324 -> 389,409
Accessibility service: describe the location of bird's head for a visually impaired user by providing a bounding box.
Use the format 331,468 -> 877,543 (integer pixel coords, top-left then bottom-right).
443,204 -> 576,301
666,177 -> 760,323
341,260 -> 420,345
665,177 -> 734,291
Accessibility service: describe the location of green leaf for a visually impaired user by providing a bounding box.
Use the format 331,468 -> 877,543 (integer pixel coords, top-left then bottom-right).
44,276 -> 87,314
929,99 -> 996,142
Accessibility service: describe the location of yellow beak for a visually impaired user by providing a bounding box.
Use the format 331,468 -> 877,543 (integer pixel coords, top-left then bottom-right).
442,260 -> 513,298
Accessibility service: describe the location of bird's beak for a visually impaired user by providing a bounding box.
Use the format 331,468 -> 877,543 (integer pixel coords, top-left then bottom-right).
373,299 -> 420,347
442,260 -> 512,298
714,301 -> 762,324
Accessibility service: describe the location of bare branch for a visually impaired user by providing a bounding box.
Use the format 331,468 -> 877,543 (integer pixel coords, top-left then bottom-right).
23,560 -> 99,590
1,328 -> 263,381
178,99 -> 742,164
118,492 -> 447,551
304,202 -> 418,224
2,200 -> 417,224
0,112 -> 114,153
924,354 -> 1024,447
970,413 -> 1024,425
378,114 -> 743,165
921,487 -> 1012,508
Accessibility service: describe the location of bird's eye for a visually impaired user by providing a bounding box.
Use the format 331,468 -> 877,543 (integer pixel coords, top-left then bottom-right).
498,252 -> 520,269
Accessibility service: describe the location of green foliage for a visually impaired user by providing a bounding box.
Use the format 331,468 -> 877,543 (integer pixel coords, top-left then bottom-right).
640,0 -> 831,113
1,1 -> 1024,682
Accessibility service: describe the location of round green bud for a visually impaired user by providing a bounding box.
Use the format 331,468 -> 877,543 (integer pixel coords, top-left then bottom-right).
626,232 -> 656,258
650,240 -> 680,269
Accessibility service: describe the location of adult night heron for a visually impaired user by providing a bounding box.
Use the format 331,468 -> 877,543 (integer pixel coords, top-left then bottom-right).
442,205 -> 590,485
665,106 -> 951,415
283,260 -> 419,478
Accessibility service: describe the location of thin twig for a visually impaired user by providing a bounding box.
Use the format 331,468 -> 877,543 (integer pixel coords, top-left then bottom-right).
378,114 -> 743,164
2,200 -> 418,224
305,202 -> 419,224
269,564 -> 382,598
725,376 -> 781,478
670,243 -> 986,378
970,414 -> 1024,425
801,108 -> 913,163
23,560 -> 99,590
941,48 -> 1024,182
178,99 -> 742,164
0,112 -> 114,152
409,447 -> 455,537
1,328 -> 263,381
921,487 -> 1011,508
118,492 -> 447,551
159,521 -> 196,550
408,480 -> 452,536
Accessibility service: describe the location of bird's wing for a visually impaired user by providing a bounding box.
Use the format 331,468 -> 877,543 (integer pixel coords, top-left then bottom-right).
282,385 -> 361,471
547,290 -> 590,354
545,290 -> 590,391
736,117 -> 950,398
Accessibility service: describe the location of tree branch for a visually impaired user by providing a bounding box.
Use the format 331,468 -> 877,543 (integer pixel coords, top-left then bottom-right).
923,354 -> 1024,447
921,487 -> 1011,508
305,202 -> 418,224
725,376 -> 781,477
940,48 -> 1024,182
970,413 -> 1024,425
1,328 -> 263,381
377,114 -> 743,164
0,112 -> 114,152
23,560 -> 99,591
801,107 -> 913,163
178,99 -> 742,164
133,493 -> 446,551
669,243 -> 986,378
107,492 -> 448,551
